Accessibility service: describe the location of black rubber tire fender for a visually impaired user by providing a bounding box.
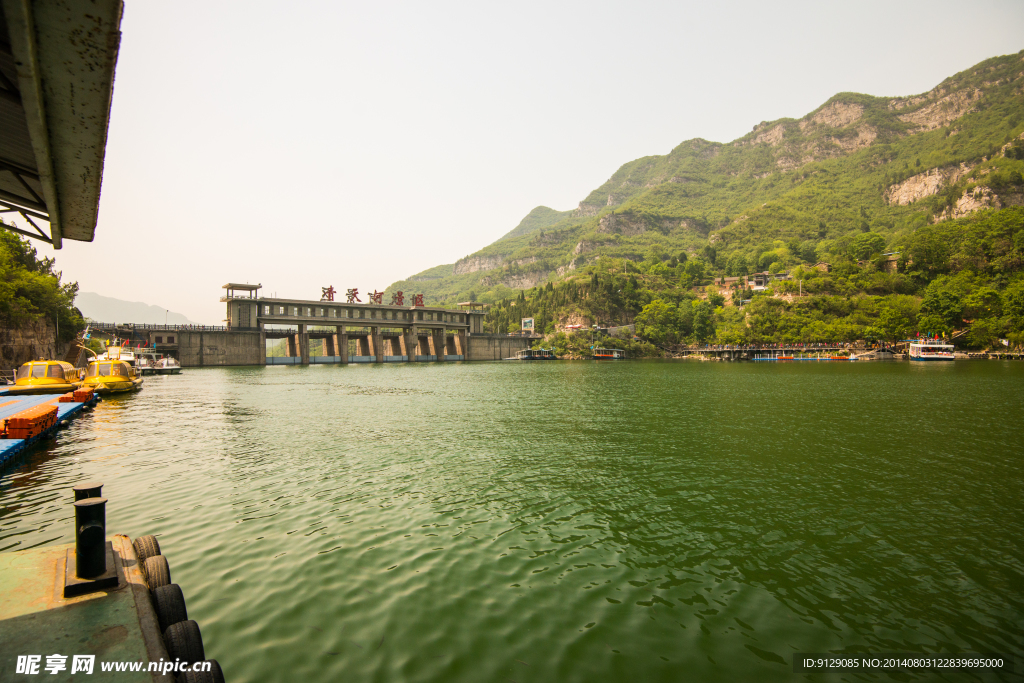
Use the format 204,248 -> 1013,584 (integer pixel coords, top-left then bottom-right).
144,555 -> 171,590
152,583 -> 188,632
182,660 -> 225,683
133,535 -> 160,566
163,619 -> 205,665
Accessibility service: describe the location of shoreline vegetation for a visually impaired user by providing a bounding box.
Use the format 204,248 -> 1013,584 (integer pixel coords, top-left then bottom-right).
488,206 -> 1024,357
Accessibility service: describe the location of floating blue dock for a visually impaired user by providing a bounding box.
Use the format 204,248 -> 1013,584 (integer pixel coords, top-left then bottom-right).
0,391 -> 99,468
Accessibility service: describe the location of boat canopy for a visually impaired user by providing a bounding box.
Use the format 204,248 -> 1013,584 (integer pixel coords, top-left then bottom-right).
15,360 -> 77,382
86,361 -> 131,378
0,1 -> 123,248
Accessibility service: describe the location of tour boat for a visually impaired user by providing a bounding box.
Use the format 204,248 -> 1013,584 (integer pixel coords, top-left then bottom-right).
593,347 -> 625,360
97,344 -> 136,368
82,359 -> 144,394
511,348 -> 556,360
6,360 -> 83,395
154,356 -> 182,374
909,338 -> 955,361
135,354 -> 156,376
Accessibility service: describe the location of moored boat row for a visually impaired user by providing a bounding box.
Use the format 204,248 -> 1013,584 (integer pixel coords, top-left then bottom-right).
506,347 -> 627,360
4,344 -> 184,398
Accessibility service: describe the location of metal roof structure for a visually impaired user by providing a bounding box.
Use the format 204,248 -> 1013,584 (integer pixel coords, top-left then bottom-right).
221,283 -> 262,301
0,0 -> 123,248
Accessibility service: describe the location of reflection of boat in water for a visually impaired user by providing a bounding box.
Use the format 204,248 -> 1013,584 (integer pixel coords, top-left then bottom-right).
5,360 -> 83,395
593,347 -> 625,360
509,348 -> 556,360
82,359 -> 144,395
154,356 -> 182,374
909,338 -> 954,360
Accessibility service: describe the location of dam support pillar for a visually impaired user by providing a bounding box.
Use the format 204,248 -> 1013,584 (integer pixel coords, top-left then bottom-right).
337,327 -> 348,364
298,324 -> 309,365
371,327 -> 383,364
433,328 -> 446,362
407,327 -> 421,361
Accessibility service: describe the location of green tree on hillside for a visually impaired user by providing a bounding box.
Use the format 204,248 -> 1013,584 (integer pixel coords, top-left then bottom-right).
849,232 -> 886,260
0,229 -> 84,343
635,299 -> 678,346
876,295 -> 919,341
692,300 -> 715,343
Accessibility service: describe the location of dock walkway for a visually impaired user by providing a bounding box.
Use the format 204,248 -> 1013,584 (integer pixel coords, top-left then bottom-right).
0,391 -> 98,467
0,536 -> 171,682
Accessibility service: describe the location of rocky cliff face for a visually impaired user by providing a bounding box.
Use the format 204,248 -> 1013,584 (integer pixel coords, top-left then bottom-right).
598,212 -> 649,236
597,212 -> 682,237
885,163 -> 974,205
896,88 -> 983,131
454,255 -> 504,274
742,79 -> 990,174
572,201 -> 603,218
0,319 -> 59,374
500,272 -> 549,289
935,188 -> 1000,220
808,101 -> 864,128
935,187 -> 1024,221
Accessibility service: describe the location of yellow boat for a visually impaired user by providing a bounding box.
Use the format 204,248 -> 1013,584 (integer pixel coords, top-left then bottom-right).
6,360 -> 84,395
82,359 -> 144,395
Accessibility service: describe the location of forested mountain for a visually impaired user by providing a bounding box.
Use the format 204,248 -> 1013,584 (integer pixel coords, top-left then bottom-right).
387,51 -> 1024,350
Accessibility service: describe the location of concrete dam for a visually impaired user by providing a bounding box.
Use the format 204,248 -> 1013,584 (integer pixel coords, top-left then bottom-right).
91,284 -> 534,367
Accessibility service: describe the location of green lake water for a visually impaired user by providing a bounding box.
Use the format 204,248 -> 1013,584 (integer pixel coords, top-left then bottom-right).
1,361 -> 1022,682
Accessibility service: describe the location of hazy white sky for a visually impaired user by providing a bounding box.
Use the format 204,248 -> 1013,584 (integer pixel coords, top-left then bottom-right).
32,0 -> 1024,323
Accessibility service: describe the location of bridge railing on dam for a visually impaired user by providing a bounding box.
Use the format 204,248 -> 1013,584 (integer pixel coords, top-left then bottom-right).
88,322 -> 228,332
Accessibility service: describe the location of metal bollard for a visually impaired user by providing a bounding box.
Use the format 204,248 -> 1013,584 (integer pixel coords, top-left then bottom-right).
72,481 -> 103,501
74,497 -> 108,578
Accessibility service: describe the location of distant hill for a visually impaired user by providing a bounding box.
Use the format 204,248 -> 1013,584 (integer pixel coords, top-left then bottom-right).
386,50 -> 1024,305
76,292 -> 194,325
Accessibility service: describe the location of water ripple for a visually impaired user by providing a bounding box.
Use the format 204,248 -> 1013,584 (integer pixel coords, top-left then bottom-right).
1,362 -> 1022,681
